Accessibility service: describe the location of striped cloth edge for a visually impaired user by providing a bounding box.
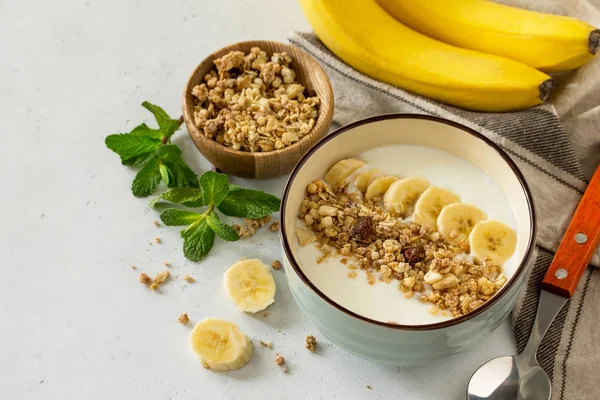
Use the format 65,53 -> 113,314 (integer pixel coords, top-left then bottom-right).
289,32 -> 600,399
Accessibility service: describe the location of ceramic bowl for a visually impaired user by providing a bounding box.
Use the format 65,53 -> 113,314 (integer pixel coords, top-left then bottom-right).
279,114 -> 536,366
182,40 -> 334,179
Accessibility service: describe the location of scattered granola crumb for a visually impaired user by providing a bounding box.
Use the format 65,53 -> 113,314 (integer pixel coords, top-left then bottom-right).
184,275 -> 195,283
178,313 -> 189,324
305,335 -> 317,352
366,385 -> 372,389
270,222 -> 279,232
282,367 -> 288,373
139,273 -> 152,285
153,220 -> 160,227
130,265 -> 136,270
164,261 -> 170,267
260,340 -> 273,349
154,237 -> 161,244
150,283 -> 159,291
340,258 -> 348,265
347,271 -> 358,279
428,305 -> 439,316
154,270 -> 170,284
234,216 -> 272,238
272,260 -> 282,270
274,355 -> 285,365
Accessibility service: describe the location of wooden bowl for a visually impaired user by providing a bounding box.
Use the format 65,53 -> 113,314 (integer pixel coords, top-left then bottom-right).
182,40 -> 334,179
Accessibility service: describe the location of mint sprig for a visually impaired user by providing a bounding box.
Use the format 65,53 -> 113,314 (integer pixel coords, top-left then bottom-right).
157,171 -> 280,261
105,102 -> 198,197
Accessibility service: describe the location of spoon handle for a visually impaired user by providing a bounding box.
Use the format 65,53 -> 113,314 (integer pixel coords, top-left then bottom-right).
541,165 -> 600,298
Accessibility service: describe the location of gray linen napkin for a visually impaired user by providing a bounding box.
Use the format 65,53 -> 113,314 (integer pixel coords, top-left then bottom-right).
288,28 -> 599,399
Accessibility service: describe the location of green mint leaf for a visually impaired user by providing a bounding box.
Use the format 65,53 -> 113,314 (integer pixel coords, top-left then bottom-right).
122,150 -> 156,168
105,134 -> 161,163
156,145 -> 199,189
160,187 -> 204,207
199,171 -> 230,207
129,123 -> 163,139
160,209 -> 203,226
142,101 -> 180,140
206,212 -> 239,242
181,218 -> 215,261
217,188 -> 280,219
131,157 -> 162,197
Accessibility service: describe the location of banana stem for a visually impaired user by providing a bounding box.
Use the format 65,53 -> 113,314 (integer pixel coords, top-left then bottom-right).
539,79 -> 555,102
589,30 -> 600,54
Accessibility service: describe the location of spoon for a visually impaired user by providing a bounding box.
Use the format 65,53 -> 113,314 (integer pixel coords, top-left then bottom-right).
467,164 -> 600,400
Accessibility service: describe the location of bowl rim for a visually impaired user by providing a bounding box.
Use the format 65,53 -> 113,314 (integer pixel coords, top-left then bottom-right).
182,40 -> 334,161
280,113 -> 537,331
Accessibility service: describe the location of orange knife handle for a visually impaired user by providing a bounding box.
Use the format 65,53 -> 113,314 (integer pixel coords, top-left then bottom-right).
541,165 -> 600,298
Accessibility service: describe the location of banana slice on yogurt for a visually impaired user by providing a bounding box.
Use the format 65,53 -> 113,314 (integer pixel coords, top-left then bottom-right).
365,176 -> 399,200
413,187 -> 461,229
224,259 -> 276,313
351,168 -> 383,194
469,220 -> 517,265
382,176 -> 430,214
189,318 -> 254,371
323,158 -> 366,187
437,203 -> 487,245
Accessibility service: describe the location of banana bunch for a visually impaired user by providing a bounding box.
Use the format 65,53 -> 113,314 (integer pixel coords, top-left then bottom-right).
325,159 -> 517,265
299,0 -> 599,111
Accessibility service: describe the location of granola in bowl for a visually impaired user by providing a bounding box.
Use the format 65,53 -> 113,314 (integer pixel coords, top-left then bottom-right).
294,145 -> 519,323
191,48 -> 320,152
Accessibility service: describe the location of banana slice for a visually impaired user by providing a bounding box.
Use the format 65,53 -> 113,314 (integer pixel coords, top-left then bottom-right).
351,168 -> 383,194
437,203 -> 487,245
413,187 -> 461,229
365,176 -> 399,200
224,259 -> 276,313
382,176 -> 430,214
469,220 -> 517,265
189,318 -> 254,371
323,158 -> 366,187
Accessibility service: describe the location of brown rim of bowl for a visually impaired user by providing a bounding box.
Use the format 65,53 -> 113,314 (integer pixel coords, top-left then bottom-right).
182,40 -> 334,160
280,113 -> 537,331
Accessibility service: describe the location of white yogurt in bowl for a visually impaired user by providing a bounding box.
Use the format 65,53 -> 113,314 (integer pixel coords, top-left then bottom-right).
296,144 -> 519,325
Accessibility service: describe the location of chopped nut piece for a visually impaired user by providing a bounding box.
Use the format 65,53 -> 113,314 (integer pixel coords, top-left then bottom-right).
272,260 -> 282,270
274,355 -> 285,365
183,275 -> 195,283
154,270 -> 170,284
139,273 -> 152,285
296,227 -> 317,246
305,335 -> 317,352
269,222 -> 279,232
154,237 -> 161,244
178,313 -> 189,324
260,340 -> 273,349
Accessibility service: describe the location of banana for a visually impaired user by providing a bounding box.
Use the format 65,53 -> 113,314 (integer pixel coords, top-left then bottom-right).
298,0 -> 554,112
469,220 -> 517,265
323,158 -> 366,188
437,203 -> 487,246
382,176 -> 429,214
189,318 -> 254,371
224,259 -> 276,313
413,187 -> 461,229
365,176 -> 399,200
376,0 -> 599,72
352,168 -> 383,194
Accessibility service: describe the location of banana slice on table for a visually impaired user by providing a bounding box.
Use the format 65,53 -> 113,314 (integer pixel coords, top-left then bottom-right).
382,176 -> 430,214
365,176 -> 399,200
352,168 -> 383,194
189,318 -> 254,371
413,187 -> 461,229
323,158 -> 366,187
469,220 -> 517,265
437,203 -> 487,245
224,259 -> 276,313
